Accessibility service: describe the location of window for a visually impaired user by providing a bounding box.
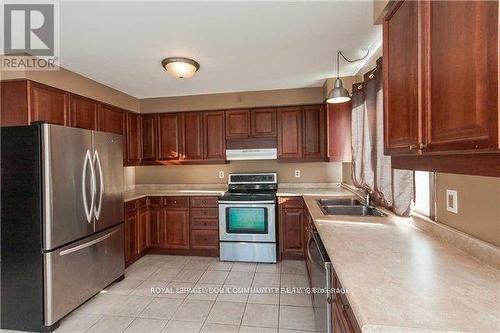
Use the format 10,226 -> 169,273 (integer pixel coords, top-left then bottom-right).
413,171 -> 434,218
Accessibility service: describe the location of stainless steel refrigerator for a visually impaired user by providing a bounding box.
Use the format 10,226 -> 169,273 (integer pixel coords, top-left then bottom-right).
1,123 -> 125,332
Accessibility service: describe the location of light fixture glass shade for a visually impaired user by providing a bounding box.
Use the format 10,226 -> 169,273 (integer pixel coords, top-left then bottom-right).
162,57 -> 200,79
326,78 -> 351,104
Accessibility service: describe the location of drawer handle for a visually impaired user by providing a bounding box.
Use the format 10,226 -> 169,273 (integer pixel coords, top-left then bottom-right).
408,144 -> 417,150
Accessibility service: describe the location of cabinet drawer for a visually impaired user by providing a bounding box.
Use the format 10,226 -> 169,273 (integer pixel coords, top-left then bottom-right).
191,218 -> 218,230
164,197 -> 189,208
279,197 -> 304,208
191,230 -> 218,249
190,196 -> 218,208
191,208 -> 218,219
148,196 -> 164,207
137,197 -> 147,210
124,201 -> 137,214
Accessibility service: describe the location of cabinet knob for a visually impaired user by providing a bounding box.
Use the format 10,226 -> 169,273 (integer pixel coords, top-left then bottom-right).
418,143 -> 427,150
408,144 -> 417,150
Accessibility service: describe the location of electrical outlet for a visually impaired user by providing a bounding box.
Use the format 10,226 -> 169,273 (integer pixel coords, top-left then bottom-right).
446,189 -> 458,214
294,169 -> 301,178
218,170 -> 225,179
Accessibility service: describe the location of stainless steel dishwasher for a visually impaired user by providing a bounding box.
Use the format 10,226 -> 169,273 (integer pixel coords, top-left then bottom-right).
307,229 -> 332,333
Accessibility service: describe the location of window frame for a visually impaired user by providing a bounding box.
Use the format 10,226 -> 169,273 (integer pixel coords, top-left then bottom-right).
413,170 -> 436,220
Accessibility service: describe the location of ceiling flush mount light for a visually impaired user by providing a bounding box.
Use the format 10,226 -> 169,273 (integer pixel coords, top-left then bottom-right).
161,57 -> 200,79
326,50 -> 369,104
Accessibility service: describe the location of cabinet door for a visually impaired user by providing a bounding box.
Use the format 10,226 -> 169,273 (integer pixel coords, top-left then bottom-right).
204,111 -> 225,161
125,112 -> 141,165
158,113 -> 183,160
191,229 -> 218,250
182,112 -> 204,161
251,108 -> 277,137
148,206 -> 165,248
278,107 -> 302,160
424,0 -> 498,152
97,104 -> 124,135
138,208 -> 148,253
29,81 -> 68,126
141,114 -> 157,161
383,0 -> 421,155
69,94 -> 97,130
327,102 -> 352,162
302,105 -> 326,160
279,202 -> 305,258
225,109 -> 250,138
125,213 -> 138,262
164,208 -> 190,249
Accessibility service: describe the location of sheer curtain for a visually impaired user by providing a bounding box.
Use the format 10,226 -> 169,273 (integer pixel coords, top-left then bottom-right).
351,58 -> 414,216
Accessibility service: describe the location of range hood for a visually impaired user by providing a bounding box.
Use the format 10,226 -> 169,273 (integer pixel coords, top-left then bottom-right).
226,148 -> 277,161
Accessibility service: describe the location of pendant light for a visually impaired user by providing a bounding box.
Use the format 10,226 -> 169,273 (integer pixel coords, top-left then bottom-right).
326,50 -> 369,104
162,57 -> 200,79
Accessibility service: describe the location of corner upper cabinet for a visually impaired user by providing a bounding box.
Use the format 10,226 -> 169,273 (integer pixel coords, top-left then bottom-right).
423,0 -> 498,152
225,109 -> 250,138
69,94 -> 97,130
204,111 -> 225,161
158,113 -> 183,161
97,104 -> 124,135
29,81 -> 69,126
277,107 -> 303,160
383,0 -> 421,155
125,112 -> 141,166
141,114 -> 157,162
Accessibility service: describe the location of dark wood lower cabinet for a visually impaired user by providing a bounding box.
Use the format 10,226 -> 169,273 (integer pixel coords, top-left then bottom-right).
331,269 -> 361,333
279,197 -> 306,259
164,208 -> 190,249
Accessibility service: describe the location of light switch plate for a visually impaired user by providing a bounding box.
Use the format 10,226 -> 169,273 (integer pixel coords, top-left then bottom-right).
294,169 -> 301,178
446,189 -> 458,214
218,170 -> 225,179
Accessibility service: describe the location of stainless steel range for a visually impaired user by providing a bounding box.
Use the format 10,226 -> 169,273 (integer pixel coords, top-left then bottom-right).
218,173 -> 278,263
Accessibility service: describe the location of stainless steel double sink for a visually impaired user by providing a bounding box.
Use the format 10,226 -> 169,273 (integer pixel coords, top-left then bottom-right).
317,198 -> 384,217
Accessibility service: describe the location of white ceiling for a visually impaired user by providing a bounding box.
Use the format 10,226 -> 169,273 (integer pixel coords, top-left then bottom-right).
59,1 -> 381,98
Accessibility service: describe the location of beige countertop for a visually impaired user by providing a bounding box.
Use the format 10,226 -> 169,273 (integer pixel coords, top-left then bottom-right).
303,194 -> 500,333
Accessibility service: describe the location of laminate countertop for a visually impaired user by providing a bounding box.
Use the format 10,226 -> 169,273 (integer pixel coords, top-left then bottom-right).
302,193 -> 499,333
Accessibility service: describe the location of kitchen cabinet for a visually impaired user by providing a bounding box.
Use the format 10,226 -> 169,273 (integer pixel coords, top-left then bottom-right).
124,201 -> 138,264
383,0 -> 499,175
125,112 -> 141,166
141,114 -> 157,162
190,196 -> 219,251
279,197 -> 305,259
158,113 -> 183,161
225,109 -> 250,138
327,102 -> 352,162
331,268 -> 361,333
148,197 -> 165,248
164,197 -> 190,249
251,108 -> 277,137
137,199 -> 148,254
277,107 -> 303,160
97,104 -> 125,135
0,80 -> 29,126
182,112 -> 204,161
29,81 -> 69,126
69,94 -> 97,130
203,111 -> 226,161
302,104 -> 326,160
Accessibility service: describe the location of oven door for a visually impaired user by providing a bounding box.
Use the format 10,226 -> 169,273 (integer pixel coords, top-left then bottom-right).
218,201 -> 276,242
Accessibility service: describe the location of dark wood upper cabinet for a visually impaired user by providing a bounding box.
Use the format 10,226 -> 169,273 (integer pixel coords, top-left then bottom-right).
203,111 -> 225,161
29,81 -> 69,126
69,94 -> 97,130
125,112 -> 141,165
182,112 -> 204,161
251,108 -> 277,137
97,104 -> 124,135
141,114 -> 157,162
383,0 -> 421,155
225,109 -> 250,138
277,107 -> 303,160
158,113 -> 183,161
327,102 -> 352,162
0,80 -> 29,126
423,0 -> 498,152
302,105 -> 326,160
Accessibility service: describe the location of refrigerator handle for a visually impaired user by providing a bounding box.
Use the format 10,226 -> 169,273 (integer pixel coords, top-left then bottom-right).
93,149 -> 104,220
82,150 -> 95,223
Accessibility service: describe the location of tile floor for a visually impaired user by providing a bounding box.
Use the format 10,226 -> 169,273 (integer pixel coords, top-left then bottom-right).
50,255 -> 322,333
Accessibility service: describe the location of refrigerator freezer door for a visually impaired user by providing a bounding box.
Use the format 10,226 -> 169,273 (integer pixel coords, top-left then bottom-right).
92,131 -> 124,232
44,224 -> 124,325
43,125 -> 94,250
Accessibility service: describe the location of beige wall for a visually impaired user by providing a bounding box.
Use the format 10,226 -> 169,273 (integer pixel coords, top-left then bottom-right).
435,173 -> 500,247
134,161 -> 343,184
1,55 -> 139,112
140,87 -> 324,113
